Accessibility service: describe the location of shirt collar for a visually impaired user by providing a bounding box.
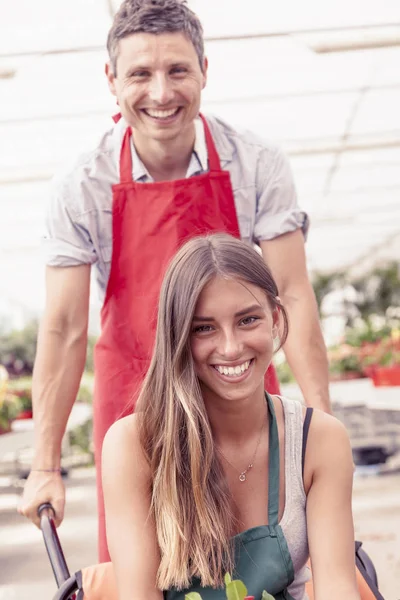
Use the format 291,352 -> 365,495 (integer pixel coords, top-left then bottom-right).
130,117 -> 208,182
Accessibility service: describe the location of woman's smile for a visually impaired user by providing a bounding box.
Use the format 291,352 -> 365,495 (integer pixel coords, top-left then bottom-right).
211,358 -> 254,382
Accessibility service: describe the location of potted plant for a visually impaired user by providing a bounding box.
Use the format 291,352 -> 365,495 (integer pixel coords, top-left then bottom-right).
0,393 -> 19,434
328,344 -> 365,381
13,388 -> 33,419
360,330 -> 400,386
185,573 -> 275,600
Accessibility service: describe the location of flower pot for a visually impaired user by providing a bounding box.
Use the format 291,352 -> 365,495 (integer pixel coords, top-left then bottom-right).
14,409 -> 33,420
368,364 -> 400,387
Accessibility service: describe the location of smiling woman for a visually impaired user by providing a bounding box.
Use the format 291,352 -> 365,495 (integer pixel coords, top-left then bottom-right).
101,233 -> 360,600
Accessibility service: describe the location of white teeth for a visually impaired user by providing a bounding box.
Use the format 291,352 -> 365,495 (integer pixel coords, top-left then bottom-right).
215,360 -> 251,377
145,108 -> 179,119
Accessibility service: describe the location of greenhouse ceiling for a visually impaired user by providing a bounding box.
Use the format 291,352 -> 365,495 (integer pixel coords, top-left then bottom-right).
1,0 -> 400,321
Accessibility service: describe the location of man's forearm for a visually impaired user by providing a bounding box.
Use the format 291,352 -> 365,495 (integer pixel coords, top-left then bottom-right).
281,282 -> 331,412
32,320 -> 88,467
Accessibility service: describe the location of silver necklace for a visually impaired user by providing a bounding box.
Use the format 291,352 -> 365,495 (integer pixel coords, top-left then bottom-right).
216,412 -> 267,482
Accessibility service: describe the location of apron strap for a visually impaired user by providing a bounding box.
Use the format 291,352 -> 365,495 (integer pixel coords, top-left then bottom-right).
119,127 -> 134,184
265,392 -> 280,527
199,114 -> 222,172
118,116 -> 222,183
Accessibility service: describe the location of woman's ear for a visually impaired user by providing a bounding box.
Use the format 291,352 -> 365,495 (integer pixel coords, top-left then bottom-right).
271,299 -> 282,343
273,299 -> 282,331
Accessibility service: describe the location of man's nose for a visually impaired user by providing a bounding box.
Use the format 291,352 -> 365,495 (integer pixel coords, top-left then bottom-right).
148,74 -> 174,104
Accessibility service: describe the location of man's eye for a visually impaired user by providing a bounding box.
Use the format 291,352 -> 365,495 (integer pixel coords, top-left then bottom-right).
170,67 -> 187,75
131,71 -> 150,78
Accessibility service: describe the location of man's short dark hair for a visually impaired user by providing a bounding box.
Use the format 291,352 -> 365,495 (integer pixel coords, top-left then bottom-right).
107,0 -> 205,75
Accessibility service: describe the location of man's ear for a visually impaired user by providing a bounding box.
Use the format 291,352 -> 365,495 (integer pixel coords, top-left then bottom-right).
201,56 -> 208,89
105,62 -> 117,97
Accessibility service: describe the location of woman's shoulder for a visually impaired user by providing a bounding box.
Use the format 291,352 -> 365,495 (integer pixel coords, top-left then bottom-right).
103,412 -> 139,446
102,413 -> 149,478
305,407 -> 353,476
308,406 -> 350,443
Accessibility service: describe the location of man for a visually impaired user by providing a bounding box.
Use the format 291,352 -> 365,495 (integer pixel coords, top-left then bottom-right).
19,0 -> 330,561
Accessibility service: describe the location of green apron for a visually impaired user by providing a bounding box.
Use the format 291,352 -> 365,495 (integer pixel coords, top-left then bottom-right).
166,393 -> 297,600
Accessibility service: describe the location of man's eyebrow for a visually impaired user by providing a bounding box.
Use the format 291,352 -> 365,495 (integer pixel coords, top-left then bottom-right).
125,61 -> 190,75
125,65 -> 150,74
192,304 -> 263,322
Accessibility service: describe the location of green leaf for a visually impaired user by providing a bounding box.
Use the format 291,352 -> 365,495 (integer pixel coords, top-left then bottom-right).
224,573 -> 232,587
261,591 -> 275,600
185,593 -> 203,600
226,579 -> 248,600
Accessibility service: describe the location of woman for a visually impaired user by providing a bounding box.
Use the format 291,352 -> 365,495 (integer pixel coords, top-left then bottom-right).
102,233 -> 360,600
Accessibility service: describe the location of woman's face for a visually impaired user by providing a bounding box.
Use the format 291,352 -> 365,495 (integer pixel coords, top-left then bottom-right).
190,276 -> 278,403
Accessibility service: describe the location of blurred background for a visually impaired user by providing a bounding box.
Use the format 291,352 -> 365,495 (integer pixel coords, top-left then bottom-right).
0,0 -> 400,598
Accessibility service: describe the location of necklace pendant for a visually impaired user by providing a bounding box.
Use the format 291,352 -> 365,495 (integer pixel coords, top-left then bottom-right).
239,472 -> 246,482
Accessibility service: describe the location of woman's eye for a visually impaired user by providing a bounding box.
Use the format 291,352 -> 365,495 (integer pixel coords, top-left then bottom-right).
240,316 -> 259,326
192,324 -> 213,334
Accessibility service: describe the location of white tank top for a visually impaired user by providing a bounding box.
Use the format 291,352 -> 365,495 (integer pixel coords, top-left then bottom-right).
279,396 -> 311,600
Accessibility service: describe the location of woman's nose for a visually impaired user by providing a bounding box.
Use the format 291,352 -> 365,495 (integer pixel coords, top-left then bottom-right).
219,331 -> 243,359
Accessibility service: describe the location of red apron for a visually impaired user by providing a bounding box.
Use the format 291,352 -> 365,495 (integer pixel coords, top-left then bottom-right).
93,114 -> 280,561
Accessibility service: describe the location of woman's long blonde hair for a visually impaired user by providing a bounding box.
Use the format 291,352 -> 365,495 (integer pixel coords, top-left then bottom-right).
136,234 -> 288,591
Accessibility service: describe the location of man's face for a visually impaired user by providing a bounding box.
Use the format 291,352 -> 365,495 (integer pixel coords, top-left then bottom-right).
106,32 -> 207,142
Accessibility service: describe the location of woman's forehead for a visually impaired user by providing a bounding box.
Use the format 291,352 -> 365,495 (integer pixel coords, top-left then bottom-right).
195,276 -> 268,313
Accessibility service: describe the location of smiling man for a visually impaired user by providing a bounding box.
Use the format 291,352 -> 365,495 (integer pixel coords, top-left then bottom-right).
19,0 -> 331,561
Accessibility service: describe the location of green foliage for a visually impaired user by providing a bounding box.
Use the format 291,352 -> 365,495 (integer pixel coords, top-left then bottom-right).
0,320 -> 38,375
12,388 -> 32,411
184,574 -> 276,600
76,383 -> 93,404
351,263 -> 400,320
329,353 -> 362,375
312,261 -> 400,324
224,574 -> 232,587
312,271 -> 345,314
261,592 -> 275,600
275,360 -> 295,384
344,319 -> 392,346
85,335 -> 97,373
69,418 -> 94,457
0,394 -> 19,430
225,578 -> 248,600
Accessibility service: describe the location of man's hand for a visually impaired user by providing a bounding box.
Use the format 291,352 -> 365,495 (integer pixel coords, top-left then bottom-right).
18,471 -> 65,528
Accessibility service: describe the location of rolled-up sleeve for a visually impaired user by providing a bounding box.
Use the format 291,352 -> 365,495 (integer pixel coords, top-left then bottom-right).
254,146 -> 309,242
42,177 -> 97,267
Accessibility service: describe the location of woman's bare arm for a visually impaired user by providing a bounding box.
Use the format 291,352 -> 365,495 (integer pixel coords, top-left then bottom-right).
305,410 -> 360,600
102,415 -> 163,600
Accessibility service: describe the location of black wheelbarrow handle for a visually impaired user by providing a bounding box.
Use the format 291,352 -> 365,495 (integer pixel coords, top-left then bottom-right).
38,503 -> 81,600
38,503 -> 71,587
